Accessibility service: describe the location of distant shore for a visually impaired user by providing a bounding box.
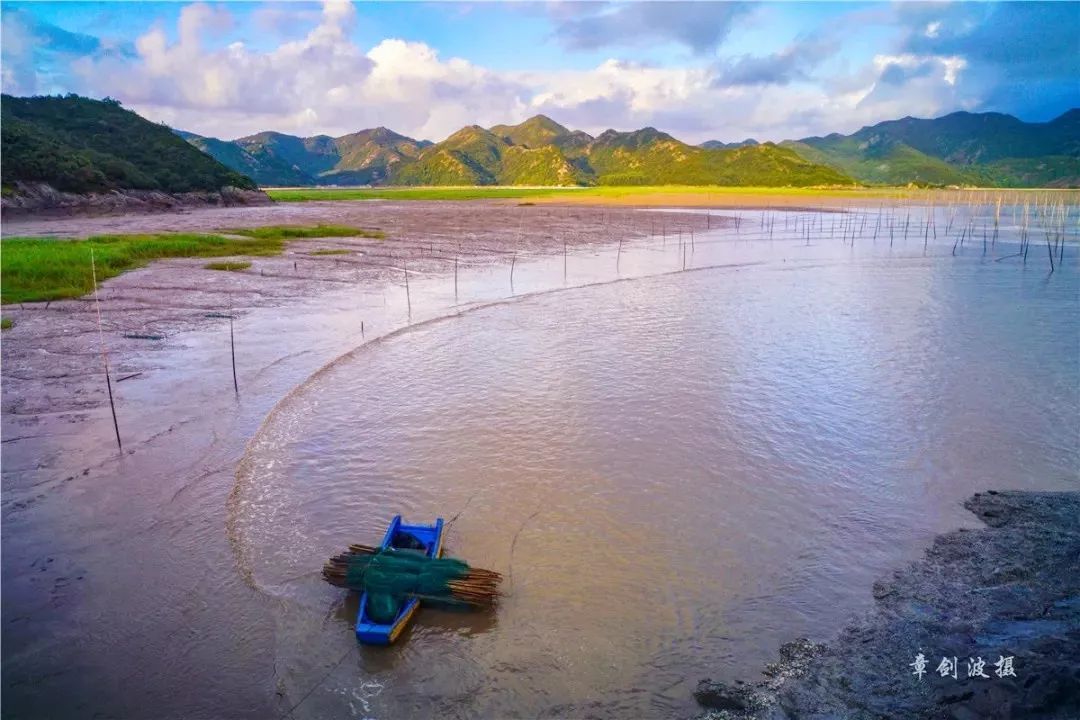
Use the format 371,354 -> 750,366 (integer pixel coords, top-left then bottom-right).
695,490 -> 1080,720
0,182 -> 272,217
264,185 -> 1080,207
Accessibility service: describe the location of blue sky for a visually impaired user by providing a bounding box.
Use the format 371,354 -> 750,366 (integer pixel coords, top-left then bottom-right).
3,1 -> 1077,143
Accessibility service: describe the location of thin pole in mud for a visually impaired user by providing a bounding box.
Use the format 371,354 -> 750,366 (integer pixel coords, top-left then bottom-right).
952,224 -> 966,256
617,236 -> 623,273
361,321 -> 365,338
90,249 -> 122,455
563,238 -> 567,282
1045,228 -> 1056,274
229,313 -> 238,396
403,259 -> 411,315
454,256 -> 459,301
510,252 -> 517,291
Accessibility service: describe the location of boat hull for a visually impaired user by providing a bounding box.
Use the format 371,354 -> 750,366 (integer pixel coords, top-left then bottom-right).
355,515 -> 445,645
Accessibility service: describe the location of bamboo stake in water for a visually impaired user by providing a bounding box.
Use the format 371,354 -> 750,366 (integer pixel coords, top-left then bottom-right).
90,249 -> 122,454
229,313 -> 238,395
403,259 -> 411,315
510,251 -> 516,291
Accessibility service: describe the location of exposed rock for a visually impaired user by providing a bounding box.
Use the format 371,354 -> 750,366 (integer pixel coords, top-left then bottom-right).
697,491 -> 1080,720
1,182 -> 273,218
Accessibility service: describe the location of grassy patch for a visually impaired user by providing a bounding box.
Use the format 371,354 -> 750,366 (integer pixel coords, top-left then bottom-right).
224,224 -> 384,240
204,261 -> 251,272
1,224 -> 378,304
308,249 -> 353,256
266,187 -> 583,202
1,317 -> 12,330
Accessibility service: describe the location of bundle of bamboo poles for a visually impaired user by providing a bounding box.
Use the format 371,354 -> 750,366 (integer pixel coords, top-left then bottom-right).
322,543 -> 503,609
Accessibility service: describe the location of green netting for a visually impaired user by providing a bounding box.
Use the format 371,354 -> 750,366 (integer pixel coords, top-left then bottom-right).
351,549 -> 474,621
367,593 -> 402,624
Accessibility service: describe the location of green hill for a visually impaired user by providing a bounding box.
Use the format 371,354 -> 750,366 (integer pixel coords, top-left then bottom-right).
491,115 -> 571,149
2,94 -> 257,194
781,137 -> 978,186
586,127 -> 850,186
497,145 -> 591,185
787,109 -> 1079,187
330,127 -> 429,184
178,130 -> 310,186
392,126 -> 508,185
177,113 -> 854,188
168,108 -> 1080,189
187,127 -> 429,186
385,119 -> 852,187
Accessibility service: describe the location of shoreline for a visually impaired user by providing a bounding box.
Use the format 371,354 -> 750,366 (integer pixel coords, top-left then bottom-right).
2,199 -> 1074,717
0,182 -> 272,218
695,490 -> 1080,720
1,199 -> 730,718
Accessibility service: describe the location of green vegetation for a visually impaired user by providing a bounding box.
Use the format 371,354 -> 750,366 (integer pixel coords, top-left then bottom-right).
386,120 -> 852,188
1,224 -> 377,304
224,224 -> 384,240
1,317 -> 13,330
183,126 -> 431,186
1,233 -> 281,304
785,109 -> 1079,188
177,106 -> 1077,189
498,145 -> 590,185
267,187 -> 582,201
179,131 -> 310,187
204,261 -> 251,272
2,94 -> 257,194
188,113 -> 855,188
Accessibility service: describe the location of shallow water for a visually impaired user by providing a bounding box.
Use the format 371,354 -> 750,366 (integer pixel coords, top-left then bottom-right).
231,207 -> 1079,718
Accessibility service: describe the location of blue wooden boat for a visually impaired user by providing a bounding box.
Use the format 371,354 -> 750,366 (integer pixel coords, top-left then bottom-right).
355,515 -> 445,645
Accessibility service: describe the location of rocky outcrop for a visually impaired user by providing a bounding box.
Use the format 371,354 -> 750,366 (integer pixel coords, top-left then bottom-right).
1,182 -> 273,217
696,491 -> 1080,720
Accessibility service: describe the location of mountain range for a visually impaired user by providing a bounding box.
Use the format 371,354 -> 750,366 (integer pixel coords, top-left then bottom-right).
3,93 -> 1076,195
181,115 -> 852,188
775,110 -> 1079,188
180,109 -> 1078,189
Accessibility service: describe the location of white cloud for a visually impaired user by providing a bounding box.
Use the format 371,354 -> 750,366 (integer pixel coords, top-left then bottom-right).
19,1 -> 985,144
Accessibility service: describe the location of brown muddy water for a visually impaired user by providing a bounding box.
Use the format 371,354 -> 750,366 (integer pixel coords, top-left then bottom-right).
3,203 -> 1079,719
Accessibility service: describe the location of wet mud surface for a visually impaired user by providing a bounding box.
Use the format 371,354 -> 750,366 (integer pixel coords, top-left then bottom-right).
696,491 -> 1080,720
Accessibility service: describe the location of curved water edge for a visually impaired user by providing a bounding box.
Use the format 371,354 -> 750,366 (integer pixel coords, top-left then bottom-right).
226,204 -> 1078,718
227,258 -> 769,592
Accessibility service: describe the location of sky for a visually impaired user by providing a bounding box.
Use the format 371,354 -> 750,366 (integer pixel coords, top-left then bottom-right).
2,1 -> 1078,144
